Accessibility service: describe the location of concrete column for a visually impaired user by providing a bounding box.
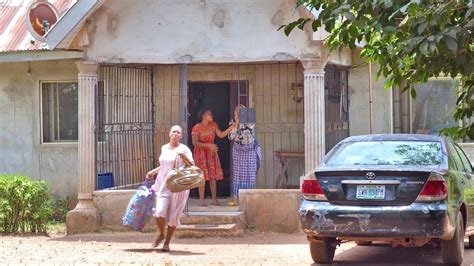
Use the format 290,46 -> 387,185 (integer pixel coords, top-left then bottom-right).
66,60 -> 99,234
302,59 -> 327,172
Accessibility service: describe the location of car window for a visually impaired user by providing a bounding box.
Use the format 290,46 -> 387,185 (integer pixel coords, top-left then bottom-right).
325,141 -> 443,166
447,142 -> 465,172
454,144 -> 473,172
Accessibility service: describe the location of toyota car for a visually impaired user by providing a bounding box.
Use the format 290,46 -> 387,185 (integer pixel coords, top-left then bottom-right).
299,134 -> 474,264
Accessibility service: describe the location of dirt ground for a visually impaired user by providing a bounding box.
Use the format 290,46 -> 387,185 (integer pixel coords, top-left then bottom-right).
1,231 -> 314,265
2,230 -> 474,265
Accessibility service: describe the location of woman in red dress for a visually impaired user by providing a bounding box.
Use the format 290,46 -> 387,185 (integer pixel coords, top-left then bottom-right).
192,109 -> 236,206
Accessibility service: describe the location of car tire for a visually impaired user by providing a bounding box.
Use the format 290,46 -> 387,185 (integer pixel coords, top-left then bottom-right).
309,238 -> 336,264
468,235 -> 474,249
355,241 -> 372,246
441,211 -> 465,265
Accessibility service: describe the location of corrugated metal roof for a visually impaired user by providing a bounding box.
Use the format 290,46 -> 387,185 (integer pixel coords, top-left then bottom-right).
0,0 -> 75,52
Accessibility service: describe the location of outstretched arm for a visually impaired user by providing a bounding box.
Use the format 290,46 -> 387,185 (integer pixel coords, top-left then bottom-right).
216,123 -> 236,139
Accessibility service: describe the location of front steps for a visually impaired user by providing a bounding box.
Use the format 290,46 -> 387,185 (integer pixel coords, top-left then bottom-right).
175,211 -> 246,238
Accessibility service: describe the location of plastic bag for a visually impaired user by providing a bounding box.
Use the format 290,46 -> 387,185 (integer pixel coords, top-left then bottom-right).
122,181 -> 154,231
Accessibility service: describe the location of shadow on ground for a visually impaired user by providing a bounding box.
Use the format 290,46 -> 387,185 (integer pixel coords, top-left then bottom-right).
124,248 -> 205,256
310,242 -> 474,266
48,231 -> 307,245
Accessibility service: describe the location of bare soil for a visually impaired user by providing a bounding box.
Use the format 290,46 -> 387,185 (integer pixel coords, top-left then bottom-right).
2,229 -> 474,265
0,230 -> 314,265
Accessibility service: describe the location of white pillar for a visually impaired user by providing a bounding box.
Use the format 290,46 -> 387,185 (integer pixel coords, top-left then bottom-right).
76,60 -> 98,199
302,59 -> 327,172
66,60 -> 99,234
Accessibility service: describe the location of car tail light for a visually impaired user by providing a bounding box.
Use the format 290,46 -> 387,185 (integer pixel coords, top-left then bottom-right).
415,172 -> 448,202
301,172 -> 328,201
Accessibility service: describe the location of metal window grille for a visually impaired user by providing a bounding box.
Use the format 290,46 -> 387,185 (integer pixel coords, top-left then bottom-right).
95,65 -> 155,190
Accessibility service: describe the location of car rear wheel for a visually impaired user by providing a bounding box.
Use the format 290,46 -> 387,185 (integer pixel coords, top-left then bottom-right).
469,235 -> 474,248
441,211 -> 464,265
309,238 -> 336,264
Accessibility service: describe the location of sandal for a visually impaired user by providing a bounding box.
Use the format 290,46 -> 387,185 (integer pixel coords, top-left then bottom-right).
200,201 -> 208,207
227,201 -> 236,207
212,201 -> 221,206
152,235 -> 164,248
162,243 -> 170,252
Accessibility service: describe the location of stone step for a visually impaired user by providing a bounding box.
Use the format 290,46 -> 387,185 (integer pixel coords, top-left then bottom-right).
175,223 -> 244,238
180,211 -> 245,226
174,211 -> 247,238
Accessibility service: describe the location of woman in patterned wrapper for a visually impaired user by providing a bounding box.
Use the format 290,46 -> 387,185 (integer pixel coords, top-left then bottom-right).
228,105 -> 261,206
192,108 -> 236,206
145,125 -> 193,252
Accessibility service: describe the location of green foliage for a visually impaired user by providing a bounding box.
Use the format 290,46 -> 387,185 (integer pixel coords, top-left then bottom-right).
280,0 -> 474,139
51,196 -> 69,222
0,174 -> 52,234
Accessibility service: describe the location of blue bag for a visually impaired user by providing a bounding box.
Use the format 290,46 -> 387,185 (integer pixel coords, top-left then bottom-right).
122,181 -> 154,231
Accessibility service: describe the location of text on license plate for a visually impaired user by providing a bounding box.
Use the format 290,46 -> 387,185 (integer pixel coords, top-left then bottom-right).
356,185 -> 385,200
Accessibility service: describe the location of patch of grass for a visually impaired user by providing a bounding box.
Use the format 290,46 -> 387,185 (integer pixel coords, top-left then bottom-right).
47,221 -> 66,236
51,196 -> 69,222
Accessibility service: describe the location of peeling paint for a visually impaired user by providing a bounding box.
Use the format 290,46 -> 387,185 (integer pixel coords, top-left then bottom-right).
300,198 -> 451,239
338,214 -> 371,231
310,210 -> 334,230
271,52 -> 296,61
176,54 -> 193,63
83,0 -> 321,63
107,14 -> 119,38
271,9 -> 284,26
212,9 -> 225,28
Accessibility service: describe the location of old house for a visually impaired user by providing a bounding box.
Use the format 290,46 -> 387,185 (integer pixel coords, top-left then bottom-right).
1,0 -> 469,233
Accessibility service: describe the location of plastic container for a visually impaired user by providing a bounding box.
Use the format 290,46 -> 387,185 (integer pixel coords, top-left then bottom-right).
97,172 -> 115,190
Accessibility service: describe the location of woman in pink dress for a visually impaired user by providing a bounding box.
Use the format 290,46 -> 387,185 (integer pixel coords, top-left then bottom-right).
145,125 -> 193,252
192,109 -> 236,206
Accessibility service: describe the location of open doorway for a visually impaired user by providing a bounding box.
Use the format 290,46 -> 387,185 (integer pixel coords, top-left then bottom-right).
187,81 -> 248,198
188,82 -> 231,198
187,80 -> 248,197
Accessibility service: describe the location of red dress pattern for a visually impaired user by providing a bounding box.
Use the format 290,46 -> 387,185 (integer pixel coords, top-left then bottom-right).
192,122 -> 224,181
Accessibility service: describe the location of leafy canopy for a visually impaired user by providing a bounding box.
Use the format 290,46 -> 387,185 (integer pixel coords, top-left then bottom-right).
281,0 -> 474,139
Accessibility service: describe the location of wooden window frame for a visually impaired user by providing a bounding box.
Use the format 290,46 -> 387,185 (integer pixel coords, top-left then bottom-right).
40,80 -> 78,144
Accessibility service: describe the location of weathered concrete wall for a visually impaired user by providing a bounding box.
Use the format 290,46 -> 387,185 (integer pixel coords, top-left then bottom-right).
0,60 -> 78,197
239,189 -> 301,233
348,52 -> 392,135
83,0 -> 322,64
94,189 -> 302,233
93,190 -> 158,231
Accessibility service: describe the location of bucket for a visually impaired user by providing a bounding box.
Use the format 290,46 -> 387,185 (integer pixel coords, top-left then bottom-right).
97,172 -> 115,190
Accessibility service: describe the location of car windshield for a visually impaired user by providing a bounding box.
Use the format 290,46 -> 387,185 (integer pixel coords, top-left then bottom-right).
325,141 -> 443,166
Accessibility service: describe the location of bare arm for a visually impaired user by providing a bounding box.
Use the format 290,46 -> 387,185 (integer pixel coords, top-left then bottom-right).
192,133 -> 218,152
216,123 -> 236,139
178,146 -> 195,165
192,134 -> 211,148
145,166 -> 161,180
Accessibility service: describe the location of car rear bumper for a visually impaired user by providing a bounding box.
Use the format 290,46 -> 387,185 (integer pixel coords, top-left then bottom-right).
299,200 -> 455,240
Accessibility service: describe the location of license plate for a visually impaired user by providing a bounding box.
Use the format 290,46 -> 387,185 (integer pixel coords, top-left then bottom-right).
356,185 -> 385,200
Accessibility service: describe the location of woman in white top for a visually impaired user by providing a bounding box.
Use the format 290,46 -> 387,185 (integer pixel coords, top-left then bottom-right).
145,125 -> 193,252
